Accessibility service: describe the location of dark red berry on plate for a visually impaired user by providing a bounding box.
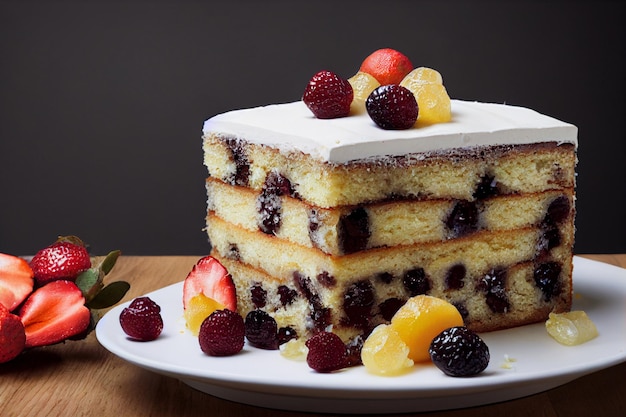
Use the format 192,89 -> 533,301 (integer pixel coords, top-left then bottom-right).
199,309 -> 245,356
305,331 -> 347,373
119,297 -> 163,341
303,70 -> 353,119
429,326 -> 490,377
244,309 -> 279,350
366,84 -> 418,130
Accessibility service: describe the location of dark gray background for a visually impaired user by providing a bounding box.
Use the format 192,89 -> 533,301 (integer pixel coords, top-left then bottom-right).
1,0 -> 624,256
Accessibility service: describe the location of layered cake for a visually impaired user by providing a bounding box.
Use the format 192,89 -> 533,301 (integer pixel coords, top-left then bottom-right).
202,59 -> 577,342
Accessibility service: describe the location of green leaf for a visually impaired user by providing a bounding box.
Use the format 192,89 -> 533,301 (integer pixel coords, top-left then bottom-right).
75,268 -> 102,299
86,281 -> 130,309
100,250 -> 121,275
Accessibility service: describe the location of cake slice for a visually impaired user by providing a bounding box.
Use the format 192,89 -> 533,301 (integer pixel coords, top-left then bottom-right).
202,98 -> 577,342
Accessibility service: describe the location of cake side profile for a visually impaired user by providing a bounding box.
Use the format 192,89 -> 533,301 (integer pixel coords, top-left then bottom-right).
202,98 -> 577,340
201,55 -> 577,352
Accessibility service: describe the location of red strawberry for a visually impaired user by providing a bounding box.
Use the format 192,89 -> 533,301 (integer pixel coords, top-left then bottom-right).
18,280 -> 91,348
30,239 -> 91,285
0,304 -> 26,363
303,70 -> 354,119
0,253 -> 34,311
183,256 -> 237,312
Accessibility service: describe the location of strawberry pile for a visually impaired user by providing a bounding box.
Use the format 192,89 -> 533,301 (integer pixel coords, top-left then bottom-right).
0,236 -> 128,363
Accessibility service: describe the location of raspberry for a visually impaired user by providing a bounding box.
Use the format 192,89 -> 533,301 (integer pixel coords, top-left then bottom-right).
302,70 -> 353,119
119,297 -> 163,341
244,309 -> 279,350
198,309 -> 245,356
429,326 -> 490,377
366,85 -> 418,130
305,331 -> 347,373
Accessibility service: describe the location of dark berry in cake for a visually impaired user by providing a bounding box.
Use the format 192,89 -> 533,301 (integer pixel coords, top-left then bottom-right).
224,138 -> 250,186
343,280 -> 375,328
534,262 -> 562,301
277,285 -> 298,307
473,174 -> 499,200
339,207 -> 371,254
250,284 -> 267,308
244,309 -> 279,350
305,331 -> 348,373
445,264 -> 466,290
479,268 -> 510,313
429,326 -> 490,377
303,70 -> 353,119
366,84 -> 418,130
446,200 -> 479,237
198,309 -> 245,356
545,196 -> 570,225
119,297 -> 163,341
403,267 -> 431,296
378,297 -> 405,321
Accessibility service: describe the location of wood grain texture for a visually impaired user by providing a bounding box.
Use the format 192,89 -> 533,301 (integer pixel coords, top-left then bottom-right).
1,255 -> 624,417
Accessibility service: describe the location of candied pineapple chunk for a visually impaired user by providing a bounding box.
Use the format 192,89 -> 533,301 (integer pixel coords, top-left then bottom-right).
362,324 -> 414,376
280,338 -> 308,361
400,67 -> 451,125
400,67 -> 444,88
545,311 -> 599,346
391,295 -> 463,362
184,293 -> 224,335
348,71 -> 380,114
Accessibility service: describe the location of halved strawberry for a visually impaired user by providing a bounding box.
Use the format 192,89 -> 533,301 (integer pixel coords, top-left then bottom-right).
183,256 -> 237,312
0,253 -> 35,311
30,237 -> 91,285
18,280 -> 91,348
0,304 -> 26,363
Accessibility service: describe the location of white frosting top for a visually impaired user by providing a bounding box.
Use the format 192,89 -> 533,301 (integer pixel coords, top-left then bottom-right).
203,100 -> 577,164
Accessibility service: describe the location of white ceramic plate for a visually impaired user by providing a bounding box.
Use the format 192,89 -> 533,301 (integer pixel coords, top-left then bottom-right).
96,257 -> 626,414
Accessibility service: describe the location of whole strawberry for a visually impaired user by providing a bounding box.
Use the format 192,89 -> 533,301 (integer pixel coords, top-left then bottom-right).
119,297 -> 163,341
303,70 -> 353,119
30,237 -> 91,285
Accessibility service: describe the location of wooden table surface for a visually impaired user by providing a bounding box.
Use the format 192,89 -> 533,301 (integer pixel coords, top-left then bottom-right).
1,254 -> 624,417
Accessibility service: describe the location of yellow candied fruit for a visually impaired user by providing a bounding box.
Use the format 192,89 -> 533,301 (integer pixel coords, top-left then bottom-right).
279,338 -> 308,361
348,71 -> 380,114
399,67 -> 444,88
184,293 -> 224,335
400,67 -> 451,125
414,83 -> 452,125
391,295 -> 464,362
545,311 -> 599,346
361,324 -> 414,376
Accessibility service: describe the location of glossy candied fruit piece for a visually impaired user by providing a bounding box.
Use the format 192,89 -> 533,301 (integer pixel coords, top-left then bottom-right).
545,311 -> 599,346
361,324 -> 414,376
390,295 -> 463,362
399,67 -> 444,88
414,83 -> 452,125
400,67 -> 451,125
184,293 -> 224,336
348,71 -> 380,114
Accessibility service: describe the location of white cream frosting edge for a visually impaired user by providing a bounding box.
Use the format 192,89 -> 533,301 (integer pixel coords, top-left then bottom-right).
202,100 -> 577,164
